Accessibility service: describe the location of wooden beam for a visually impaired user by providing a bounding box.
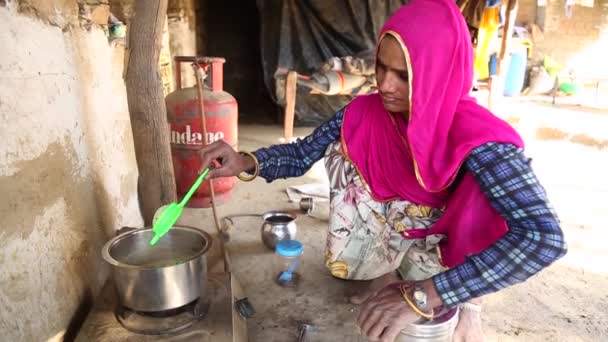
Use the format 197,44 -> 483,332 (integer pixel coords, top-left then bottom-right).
283,71 -> 297,142
124,0 -> 176,225
498,0 -> 517,76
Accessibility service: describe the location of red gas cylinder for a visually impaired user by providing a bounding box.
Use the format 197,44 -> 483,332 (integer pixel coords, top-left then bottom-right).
165,56 -> 238,207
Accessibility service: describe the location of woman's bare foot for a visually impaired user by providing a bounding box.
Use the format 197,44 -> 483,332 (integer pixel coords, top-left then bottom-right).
453,302 -> 485,342
348,272 -> 401,304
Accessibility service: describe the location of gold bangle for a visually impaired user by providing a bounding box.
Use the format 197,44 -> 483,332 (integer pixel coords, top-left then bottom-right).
400,284 -> 434,320
237,151 -> 259,182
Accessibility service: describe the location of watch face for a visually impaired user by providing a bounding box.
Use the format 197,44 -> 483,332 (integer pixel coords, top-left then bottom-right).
414,290 -> 425,301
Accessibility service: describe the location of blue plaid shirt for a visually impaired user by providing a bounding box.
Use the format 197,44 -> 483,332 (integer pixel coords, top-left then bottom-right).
254,109 -> 567,307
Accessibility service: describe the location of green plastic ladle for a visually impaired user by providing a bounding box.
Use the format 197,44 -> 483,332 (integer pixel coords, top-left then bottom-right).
150,168 -> 210,246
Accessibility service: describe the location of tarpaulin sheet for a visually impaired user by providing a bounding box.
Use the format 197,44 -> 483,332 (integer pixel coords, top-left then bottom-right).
257,0 -> 408,125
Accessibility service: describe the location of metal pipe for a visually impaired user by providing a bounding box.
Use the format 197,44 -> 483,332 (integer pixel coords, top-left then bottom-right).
193,63 -> 231,273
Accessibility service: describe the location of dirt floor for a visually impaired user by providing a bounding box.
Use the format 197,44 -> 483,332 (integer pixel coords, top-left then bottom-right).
177,95 -> 608,341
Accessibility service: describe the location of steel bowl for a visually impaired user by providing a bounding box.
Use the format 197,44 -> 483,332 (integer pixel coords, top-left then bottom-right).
102,225 -> 212,312
260,211 -> 298,249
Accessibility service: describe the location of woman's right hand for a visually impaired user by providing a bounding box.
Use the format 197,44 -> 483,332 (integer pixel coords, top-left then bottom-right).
198,140 -> 255,179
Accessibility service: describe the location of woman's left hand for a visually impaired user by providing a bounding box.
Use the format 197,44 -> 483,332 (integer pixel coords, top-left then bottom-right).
356,283 -> 419,342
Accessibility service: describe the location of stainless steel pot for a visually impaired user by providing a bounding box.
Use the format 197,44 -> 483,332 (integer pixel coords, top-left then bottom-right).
102,225 -> 212,312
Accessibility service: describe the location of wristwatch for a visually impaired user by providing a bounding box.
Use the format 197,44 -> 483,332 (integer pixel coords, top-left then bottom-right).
412,283 -> 428,311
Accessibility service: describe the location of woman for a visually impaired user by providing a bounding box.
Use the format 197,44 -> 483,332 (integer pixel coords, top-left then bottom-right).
199,0 -> 567,341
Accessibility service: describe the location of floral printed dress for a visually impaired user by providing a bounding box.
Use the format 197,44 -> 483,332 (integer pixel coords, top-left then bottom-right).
323,142 -> 447,281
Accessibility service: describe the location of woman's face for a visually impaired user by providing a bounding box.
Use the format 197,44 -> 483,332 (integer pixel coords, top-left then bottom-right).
376,35 -> 410,114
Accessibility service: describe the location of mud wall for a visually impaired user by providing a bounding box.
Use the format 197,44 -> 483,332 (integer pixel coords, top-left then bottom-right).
0,1 -> 143,340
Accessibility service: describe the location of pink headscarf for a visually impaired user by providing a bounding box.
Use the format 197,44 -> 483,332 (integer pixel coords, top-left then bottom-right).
341,0 -> 524,267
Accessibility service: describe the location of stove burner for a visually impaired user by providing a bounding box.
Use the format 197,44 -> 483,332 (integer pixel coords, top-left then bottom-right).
115,297 -> 210,335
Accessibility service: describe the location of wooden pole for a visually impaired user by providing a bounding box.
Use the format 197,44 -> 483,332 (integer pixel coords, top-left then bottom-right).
497,0 -> 517,76
283,71 -> 297,142
124,0 -> 176,225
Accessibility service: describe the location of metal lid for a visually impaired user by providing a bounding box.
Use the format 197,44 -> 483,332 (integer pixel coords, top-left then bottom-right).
275,240 -> 303,257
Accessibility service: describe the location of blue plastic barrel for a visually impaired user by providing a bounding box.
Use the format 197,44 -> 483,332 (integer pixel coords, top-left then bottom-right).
504,48 -> 528,96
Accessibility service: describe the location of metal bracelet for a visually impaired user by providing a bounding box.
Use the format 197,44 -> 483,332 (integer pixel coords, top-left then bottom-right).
237,151 -> 259,182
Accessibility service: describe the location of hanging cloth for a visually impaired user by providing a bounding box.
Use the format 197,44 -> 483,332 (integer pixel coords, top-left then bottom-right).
474,7 -> 500,79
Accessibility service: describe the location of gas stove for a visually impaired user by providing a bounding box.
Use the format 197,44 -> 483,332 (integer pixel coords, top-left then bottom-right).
75,273 -> 249,342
